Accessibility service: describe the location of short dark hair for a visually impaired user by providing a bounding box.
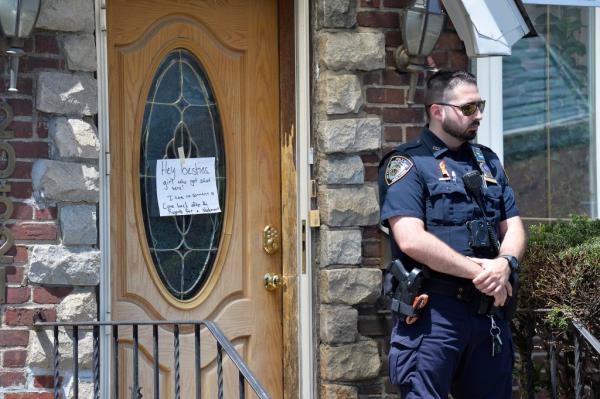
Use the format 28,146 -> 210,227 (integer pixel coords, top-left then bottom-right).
424,70 -> 477,119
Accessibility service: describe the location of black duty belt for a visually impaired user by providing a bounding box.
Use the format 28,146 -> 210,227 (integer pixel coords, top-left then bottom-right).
424,278 -> 479,303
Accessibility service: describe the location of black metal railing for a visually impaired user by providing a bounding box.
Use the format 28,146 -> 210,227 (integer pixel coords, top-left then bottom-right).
34,320 -> 271,399
516,310 -> 600,399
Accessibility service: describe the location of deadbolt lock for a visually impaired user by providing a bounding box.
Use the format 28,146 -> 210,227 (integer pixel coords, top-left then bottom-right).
263,225 -> 280,254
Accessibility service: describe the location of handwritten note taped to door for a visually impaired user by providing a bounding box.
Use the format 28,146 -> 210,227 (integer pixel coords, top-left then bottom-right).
156,158 -> 221,216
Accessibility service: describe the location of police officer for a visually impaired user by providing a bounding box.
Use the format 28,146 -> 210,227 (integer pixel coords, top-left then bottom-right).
379,70 -> 527,398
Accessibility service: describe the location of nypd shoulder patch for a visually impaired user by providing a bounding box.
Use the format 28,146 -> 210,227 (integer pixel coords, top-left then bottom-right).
385,155 -> 413,186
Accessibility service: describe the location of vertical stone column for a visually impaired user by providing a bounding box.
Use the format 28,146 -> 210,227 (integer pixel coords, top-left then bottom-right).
0,0 -> 99,397
314,1 -> 385,397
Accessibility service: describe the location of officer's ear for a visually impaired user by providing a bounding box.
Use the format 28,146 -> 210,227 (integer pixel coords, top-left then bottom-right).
429,104 -> 444,121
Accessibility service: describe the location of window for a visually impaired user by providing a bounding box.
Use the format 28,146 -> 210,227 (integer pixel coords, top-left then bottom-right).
477,5 -> 599,222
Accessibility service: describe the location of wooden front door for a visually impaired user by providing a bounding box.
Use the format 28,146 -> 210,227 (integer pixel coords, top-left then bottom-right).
107,0 -> 282,397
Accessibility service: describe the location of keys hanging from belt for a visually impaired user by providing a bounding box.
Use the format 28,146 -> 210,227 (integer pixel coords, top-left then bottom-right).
489,315 -> 503,357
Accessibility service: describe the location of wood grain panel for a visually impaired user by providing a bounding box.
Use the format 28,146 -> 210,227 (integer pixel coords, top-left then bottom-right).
107,0 -> 283,396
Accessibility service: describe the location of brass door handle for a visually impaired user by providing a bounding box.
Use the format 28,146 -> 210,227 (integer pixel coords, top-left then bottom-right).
264,273 -> 284,291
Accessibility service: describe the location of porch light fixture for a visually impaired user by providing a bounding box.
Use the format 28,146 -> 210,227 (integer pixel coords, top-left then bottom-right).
0,0 -> 41,92
395,0 -> 445,105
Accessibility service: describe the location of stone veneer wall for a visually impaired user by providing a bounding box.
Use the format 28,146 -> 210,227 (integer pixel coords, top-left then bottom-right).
0,0 -> 99,397
314,1 -> 468,398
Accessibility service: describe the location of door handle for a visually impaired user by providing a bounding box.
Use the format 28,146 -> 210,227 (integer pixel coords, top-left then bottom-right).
264,273 -> 284,291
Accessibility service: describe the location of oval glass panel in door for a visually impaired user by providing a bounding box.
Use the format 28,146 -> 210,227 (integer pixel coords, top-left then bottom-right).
140,49 -> 226,301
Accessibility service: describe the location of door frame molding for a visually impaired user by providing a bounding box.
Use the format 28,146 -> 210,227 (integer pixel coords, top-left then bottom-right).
96,0 -> 310,397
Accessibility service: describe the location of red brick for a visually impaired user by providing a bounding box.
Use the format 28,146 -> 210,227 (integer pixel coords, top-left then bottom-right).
33,375 -> 56,388
361,154 -> 380,164
385,49 -> 395,67
6,287 -> 30,304
8,121 -> 33,138
6,99 -> 32,117
35,207 -> 57,220
449,51 -> 469,70
0,371 -> 26,387
10,161 -> 33,179
384,125 -> 403,141
383,69 -> 411,86
357,11 -> 399,28
4,308 -> 57,326
33,286 -> 73,304
406,126 -> 422,140
360,0 -> 380,8
4,266 -> 25,284
435,32 -> 463,50
362,240 -> 381,257
6,182 -> 32,200
383,0 -> 412,7
362,226 -> 381,239
367,88 -> 405,105
385,31 -> 403,48
365,165 -> 379,182
20,56 -> 60,73
14,246 -> 28,263
382,107 -> 424,124
0,330 -> 29,347
6,394 -> 55,399
12,203 -> 33,220
9,223 -> 57,240
363,71 -> 381,86
3,349 -> 27,367
11,141 -> 49,159
36,118 -> 49,138
363,106 -> 381,116
0,78 -> 33,95
430,51 -> 449,68
35,34 -> 60,54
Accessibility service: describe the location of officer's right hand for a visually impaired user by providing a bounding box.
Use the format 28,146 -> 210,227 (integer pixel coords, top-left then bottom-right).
493,281 -> 512,307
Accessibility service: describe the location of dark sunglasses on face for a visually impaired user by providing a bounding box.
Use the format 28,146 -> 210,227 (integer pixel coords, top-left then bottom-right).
430,100 -> 486,116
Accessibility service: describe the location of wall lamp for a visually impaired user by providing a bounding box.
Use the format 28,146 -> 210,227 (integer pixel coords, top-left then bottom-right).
0,0 -> 41,92
395,0 -> 445,105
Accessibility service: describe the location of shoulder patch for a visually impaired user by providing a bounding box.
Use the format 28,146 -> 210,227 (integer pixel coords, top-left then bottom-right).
385,155 -> 413,186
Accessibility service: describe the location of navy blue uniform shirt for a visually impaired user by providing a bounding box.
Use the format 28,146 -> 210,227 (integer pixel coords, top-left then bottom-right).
379,127 -> 519,281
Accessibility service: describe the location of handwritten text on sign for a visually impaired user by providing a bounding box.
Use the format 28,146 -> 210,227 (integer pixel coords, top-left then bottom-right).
156,158 -> 221,216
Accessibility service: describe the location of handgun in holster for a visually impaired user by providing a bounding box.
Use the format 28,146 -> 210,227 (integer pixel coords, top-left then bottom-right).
383,259 -> 428,322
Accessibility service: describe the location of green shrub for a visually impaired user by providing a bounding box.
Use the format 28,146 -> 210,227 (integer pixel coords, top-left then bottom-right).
518,215 -> 600,333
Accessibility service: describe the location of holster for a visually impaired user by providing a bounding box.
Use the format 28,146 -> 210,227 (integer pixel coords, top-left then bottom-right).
383,259 -> 426,318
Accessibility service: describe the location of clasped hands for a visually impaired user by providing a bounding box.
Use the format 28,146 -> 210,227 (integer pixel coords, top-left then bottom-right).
469,257 -> 512,307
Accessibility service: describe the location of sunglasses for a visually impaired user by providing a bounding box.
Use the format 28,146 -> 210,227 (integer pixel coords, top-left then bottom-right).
431,100 -> 486,116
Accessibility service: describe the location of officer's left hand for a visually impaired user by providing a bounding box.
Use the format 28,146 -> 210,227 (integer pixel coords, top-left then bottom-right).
470,257 -> 510,296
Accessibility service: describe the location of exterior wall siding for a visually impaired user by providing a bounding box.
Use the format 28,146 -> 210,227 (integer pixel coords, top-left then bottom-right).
0,1 -> 98,397
314,0 -> 468,397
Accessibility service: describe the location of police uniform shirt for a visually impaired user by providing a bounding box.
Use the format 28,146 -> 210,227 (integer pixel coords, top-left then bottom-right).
379,127 -> 519,277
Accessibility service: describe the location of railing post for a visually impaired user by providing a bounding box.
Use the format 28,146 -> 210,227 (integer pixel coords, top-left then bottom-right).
549,334 -> 558,399
217,342 -> 224,399
195,323 -> 201,399
73,325 -> 79,399
93,325 -> 100,399
133,324 -> 140,398
574,330 -> 582,399
174,324 -> 181,399
153,324 -> 159,399
53,325 -> 60,399
112,325 -> 119,399
526,312 -> 535,399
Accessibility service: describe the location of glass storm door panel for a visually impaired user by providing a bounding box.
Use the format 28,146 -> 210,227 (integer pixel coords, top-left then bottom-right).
140,49 -> 226,301
503,5 -> 595,221
107,1 -> 282,397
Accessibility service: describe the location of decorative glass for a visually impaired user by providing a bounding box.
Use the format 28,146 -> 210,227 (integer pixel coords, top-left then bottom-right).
140,49 -> 226,300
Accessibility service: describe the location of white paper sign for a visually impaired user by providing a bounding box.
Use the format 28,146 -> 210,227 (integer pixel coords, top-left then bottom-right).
156,157 -> 221,216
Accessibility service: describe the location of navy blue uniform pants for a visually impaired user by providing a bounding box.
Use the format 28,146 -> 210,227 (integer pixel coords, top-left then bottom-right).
388,292 -> 514,398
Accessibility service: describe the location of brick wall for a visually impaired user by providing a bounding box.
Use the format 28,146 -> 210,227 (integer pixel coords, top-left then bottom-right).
0,1 -> 98,396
